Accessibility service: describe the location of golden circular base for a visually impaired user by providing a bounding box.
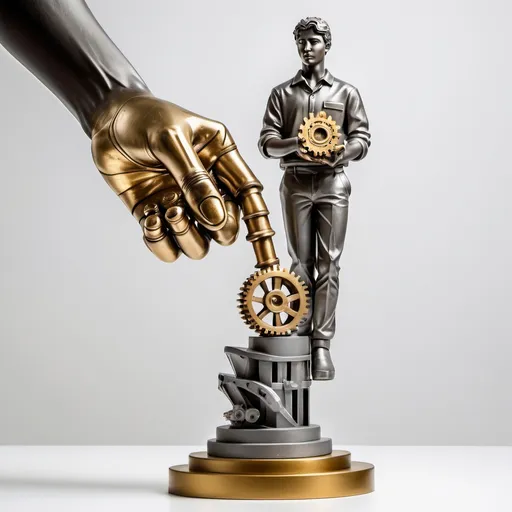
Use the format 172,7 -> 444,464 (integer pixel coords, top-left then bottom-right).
169,451 -> 374,500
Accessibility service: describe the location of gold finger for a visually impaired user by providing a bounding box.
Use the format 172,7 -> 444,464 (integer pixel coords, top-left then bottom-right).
165,206 -> 210,260
143,209 -> 181,263
209,197 -> 240,246
214,150 -> 279,268
154,129 -> 226,230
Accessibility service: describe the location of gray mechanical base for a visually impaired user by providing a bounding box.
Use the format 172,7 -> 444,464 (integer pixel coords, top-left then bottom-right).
210,335 -> 332,459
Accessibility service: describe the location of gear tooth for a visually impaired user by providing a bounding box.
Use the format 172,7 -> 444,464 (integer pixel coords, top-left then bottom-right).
303,117 -> 308,123
327,115 -> 332,121
309,113 -> 314,119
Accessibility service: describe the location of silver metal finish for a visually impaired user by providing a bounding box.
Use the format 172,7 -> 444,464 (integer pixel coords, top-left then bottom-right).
257,17 -> 371,379
219,374 -> 298,428
280,169 -> 349,340
207,437 -> 332,459
248,335 -> 309,356
225,346 -> 310,363
312,346 -> 335,380
216,424 -> 321,444
259,71 -> 370,170
214,334 -> 332,458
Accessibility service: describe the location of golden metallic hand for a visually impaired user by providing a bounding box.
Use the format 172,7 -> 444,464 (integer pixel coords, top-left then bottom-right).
92,92 -> 278,267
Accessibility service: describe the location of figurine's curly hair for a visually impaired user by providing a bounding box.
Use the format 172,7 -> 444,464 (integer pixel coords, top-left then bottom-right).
293,17 -> 332,50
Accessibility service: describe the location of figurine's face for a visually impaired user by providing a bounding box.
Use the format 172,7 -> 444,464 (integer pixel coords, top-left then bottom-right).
296,28 -> 327,66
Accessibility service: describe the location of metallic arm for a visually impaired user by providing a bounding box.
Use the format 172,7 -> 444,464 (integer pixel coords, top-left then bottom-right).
342,87 -> 371,162
0,0 -> 148,136
0,0 -> 278,268
265,138 -> 300,159
258,88 -> 294,159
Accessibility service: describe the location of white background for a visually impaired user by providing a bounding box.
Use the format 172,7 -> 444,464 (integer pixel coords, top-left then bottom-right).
0,0 -> 510,445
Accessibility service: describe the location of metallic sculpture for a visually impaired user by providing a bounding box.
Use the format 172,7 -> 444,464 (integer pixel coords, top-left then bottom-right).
258,17 -> 371,380
1,3 -> 374,500
169,17 -> 374,500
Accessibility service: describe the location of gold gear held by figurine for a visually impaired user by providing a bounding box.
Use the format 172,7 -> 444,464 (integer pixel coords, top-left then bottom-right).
298,111 -> 342,157
238,266 -> 309,336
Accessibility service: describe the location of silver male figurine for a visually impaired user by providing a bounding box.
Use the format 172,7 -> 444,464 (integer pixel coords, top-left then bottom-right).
258,17 -> 371,380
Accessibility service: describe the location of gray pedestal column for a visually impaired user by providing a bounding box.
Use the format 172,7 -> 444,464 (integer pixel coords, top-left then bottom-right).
208,335 -> 332,459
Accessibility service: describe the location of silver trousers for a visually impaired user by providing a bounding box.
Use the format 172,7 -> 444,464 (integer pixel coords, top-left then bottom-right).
279,168 -> 351,340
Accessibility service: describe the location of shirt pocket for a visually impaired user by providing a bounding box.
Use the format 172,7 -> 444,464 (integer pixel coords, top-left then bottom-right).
323,101 -> 344,128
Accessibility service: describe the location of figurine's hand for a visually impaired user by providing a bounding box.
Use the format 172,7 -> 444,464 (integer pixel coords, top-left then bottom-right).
91,92 -> 258,262
297,144 -> 345,167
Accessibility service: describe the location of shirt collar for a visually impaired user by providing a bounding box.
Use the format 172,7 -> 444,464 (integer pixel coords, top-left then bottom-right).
291,69 -> 334,87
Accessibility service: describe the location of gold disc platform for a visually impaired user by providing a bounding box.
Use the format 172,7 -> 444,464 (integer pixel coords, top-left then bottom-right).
169,450 -> 374,500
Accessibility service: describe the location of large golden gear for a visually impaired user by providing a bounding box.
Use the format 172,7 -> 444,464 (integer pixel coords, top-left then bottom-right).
298,111 -> 341,157
238,266 -> 309,336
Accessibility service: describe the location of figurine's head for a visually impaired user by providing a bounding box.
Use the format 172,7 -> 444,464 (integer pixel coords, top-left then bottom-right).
293,17 -> 331,67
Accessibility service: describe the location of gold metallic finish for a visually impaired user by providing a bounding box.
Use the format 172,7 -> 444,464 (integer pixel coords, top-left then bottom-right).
245,229 -> 278,268
143,203 -> 160,218
165,206 -> 209,260
209,198 -> 240,247
91,91 -> 278,264
240,190 -> 269,220
188,450 -> 351,474
142,235 -> 180,263
169,454 -> 374,500
244,214 -> 274,238
142,212 -> 181,263
214,150 -> 262,198
143,214 -> 166,242
238,266 -> 309,335
252,241 -> 280,269
298,111 -> 342,157
164,206 -> 190,235
237,188 -> 279,268
160,192 -> 181,209
246,229 -> 276,243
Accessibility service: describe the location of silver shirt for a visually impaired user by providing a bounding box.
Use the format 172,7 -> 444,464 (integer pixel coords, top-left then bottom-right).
258,70 -> 371,169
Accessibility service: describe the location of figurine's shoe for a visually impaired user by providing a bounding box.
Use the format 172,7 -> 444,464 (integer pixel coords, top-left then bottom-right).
311,339 -> 335,380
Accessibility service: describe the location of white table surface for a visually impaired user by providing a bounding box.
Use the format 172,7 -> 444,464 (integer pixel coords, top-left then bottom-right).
0,446 -> 510,511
